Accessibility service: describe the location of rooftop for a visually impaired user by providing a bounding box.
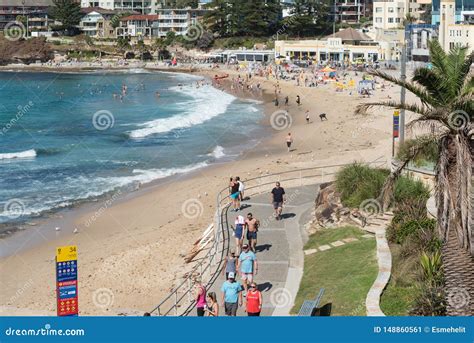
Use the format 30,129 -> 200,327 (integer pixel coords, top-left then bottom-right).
325,27 -> 373,42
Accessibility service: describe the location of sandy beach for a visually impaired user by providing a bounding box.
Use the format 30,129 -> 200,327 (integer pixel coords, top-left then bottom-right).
0,63 -> 410,316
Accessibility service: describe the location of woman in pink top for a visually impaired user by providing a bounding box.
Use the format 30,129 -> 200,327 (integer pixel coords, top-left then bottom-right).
195,282 -> 207,316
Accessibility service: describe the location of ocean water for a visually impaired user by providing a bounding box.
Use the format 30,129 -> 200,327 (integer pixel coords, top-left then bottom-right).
0,70 -> 264,227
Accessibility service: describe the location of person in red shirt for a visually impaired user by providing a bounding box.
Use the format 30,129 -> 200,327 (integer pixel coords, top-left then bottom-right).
245,282 -> 262,316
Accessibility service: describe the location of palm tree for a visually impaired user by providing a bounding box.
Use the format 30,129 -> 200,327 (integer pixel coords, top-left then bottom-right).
356,40 -> 473,255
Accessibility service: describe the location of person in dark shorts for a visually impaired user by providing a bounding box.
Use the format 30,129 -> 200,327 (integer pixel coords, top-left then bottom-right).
245,213 -> 260,252
221,272 -> 243,316
271,182 -> 286,220
229,177 -> 240,211
296,95 -> 301,106
286,133 -> 293,152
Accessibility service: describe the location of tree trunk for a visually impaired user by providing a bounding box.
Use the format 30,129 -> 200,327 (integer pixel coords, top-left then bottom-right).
378,158 -> 411,211
436,133 -> 473,256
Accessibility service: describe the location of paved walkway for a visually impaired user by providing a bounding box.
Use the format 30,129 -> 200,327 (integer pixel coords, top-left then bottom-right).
363,215 -> 393,316
207,184 -> 319,316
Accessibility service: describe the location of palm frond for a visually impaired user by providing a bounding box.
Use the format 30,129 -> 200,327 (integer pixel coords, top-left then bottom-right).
355,100 -> 430,117
412,67 -> 450,105
369,69 -> 436,106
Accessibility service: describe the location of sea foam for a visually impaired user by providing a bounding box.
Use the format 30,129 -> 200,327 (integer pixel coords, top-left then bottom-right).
0,149 -> 36,160
128,85 -> 235,139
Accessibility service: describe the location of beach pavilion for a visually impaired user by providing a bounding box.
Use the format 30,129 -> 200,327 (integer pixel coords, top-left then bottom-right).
274,28 -> 383,63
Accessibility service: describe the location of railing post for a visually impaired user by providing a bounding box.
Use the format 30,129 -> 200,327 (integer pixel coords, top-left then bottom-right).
175,292 -> 178,316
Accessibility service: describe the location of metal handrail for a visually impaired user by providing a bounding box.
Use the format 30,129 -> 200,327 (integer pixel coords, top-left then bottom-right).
149,156 -> 387,316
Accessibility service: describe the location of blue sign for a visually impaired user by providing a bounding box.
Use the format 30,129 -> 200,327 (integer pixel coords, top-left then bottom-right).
56,260 -> 77,282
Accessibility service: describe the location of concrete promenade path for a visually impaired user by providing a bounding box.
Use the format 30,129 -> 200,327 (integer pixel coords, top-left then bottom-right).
207,184 -> 319,317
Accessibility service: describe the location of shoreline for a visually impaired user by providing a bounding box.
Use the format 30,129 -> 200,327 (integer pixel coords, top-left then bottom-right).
0,66 -> 273,254
0,63 -> 396,316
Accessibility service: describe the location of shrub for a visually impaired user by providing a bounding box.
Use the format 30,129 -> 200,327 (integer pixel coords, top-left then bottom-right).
410,284 -> 446,316
393,177 -> 430,203
410,251 -> 446,316
335,163 -> 389,208
395,218 -> 437,245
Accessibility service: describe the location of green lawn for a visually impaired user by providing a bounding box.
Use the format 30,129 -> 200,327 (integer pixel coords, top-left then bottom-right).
379,244 -> 419,315
291,226 -> 378,316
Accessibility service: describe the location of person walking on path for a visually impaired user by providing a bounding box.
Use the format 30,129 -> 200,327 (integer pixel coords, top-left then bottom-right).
271,182 -> 286,220
305,110 -> 310,124
234,215 -> 246,255
229,177 -> 240,211
286,133 -> 293,152
223,250 -> 237,279
296,95 -> 301,106
221,272 -> 243,316
195,282 -> 207,317
284,96 -> 289,106
236,176 -> 245,202
245,283 -> 262,316
245,213 -> 260,253
205,292 -> 219,317
237,244 -> 258,295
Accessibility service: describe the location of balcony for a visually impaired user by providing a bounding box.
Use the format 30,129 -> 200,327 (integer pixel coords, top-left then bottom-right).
159,14 -> 188,20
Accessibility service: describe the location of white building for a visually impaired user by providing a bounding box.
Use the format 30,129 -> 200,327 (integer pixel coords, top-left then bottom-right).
275,28 -> 384,63
372,0 -> 429,29
79,7 -> 119,37
439,0 -> 474,53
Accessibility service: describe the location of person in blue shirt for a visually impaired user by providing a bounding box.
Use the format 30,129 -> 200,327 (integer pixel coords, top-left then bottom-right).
237,244 -> 258,295
220,272 -> 243,316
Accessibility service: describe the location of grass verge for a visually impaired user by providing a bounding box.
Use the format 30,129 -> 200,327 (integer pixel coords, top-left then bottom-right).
291,226 -> 377,316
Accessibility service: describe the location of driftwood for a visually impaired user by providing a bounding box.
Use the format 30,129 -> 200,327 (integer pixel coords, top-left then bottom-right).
184,224 -> 214,264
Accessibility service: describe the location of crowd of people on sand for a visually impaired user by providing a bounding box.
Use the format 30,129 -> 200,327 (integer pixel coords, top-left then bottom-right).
190,180 -> 287,317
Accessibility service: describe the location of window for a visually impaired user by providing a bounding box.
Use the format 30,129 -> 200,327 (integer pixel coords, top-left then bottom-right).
375,7 -> 382,13
449,42 -> 454,49
395,18 -> 401,23
375,17 -> 382,23
388,18 -> 394,23
388,7 -> 394,13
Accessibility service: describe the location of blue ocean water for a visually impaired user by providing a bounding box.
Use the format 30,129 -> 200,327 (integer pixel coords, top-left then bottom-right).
0,70 -> 263,226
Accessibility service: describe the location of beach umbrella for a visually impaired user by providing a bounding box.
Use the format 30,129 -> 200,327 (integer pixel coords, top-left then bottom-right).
321,66 -> 336,73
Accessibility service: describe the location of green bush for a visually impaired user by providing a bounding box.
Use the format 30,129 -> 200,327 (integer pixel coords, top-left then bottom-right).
335,163 -> 389,208
393,177 -> 430,203
395,218 -> 436,245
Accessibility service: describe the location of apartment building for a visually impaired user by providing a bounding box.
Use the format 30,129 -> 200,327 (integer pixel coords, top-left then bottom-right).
335,0 -> 365,24
438,0 -> 473,53
79,7 -> 124,37
372,0 -> 430,29
0,0 -> 53,32
116,8 -> 205,39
